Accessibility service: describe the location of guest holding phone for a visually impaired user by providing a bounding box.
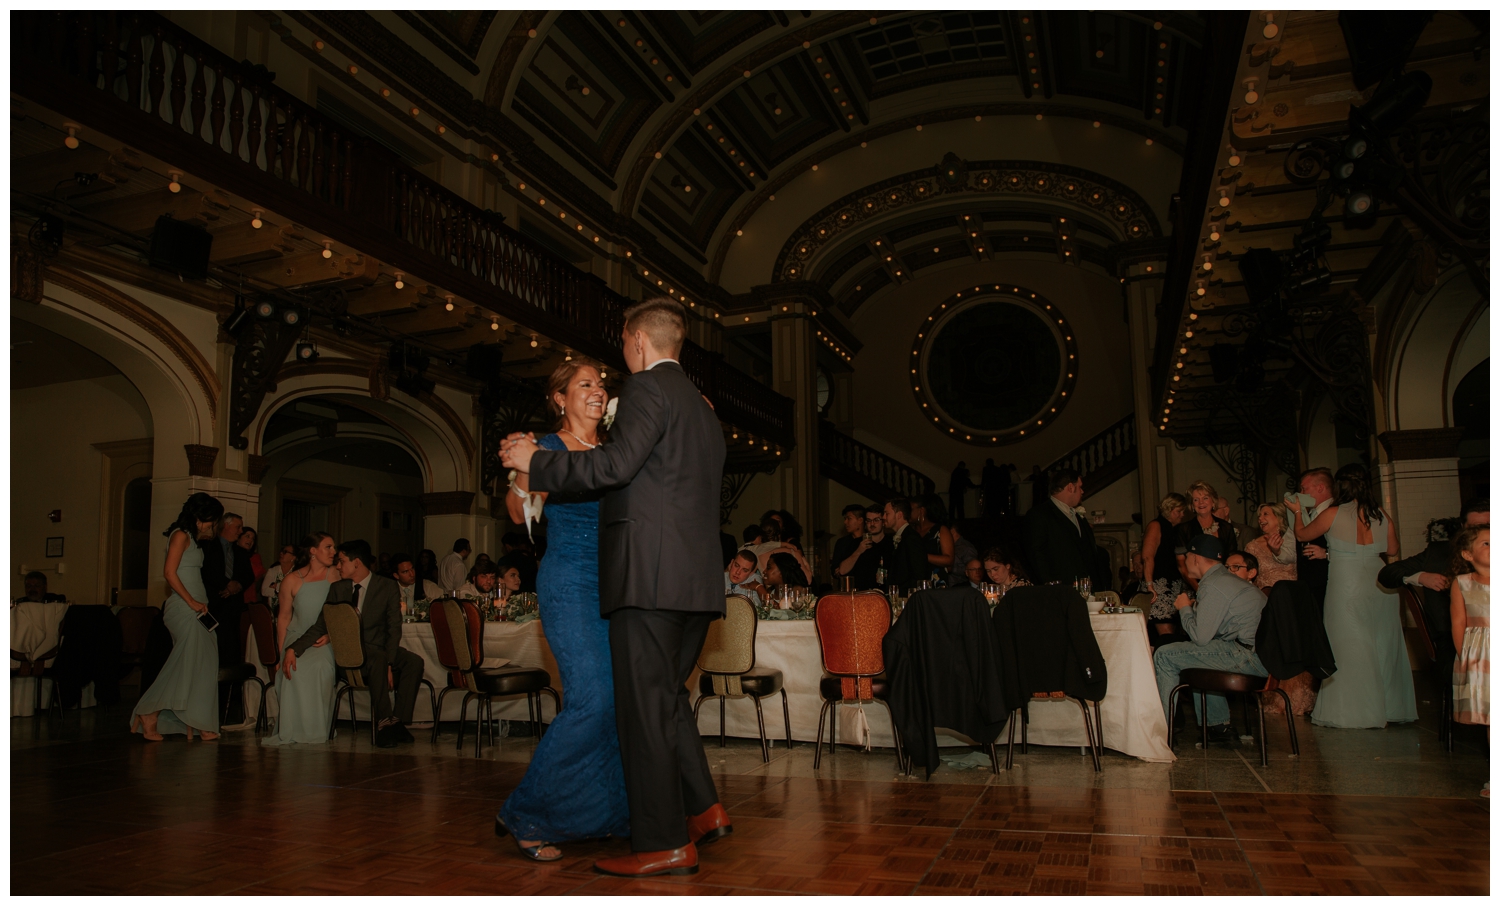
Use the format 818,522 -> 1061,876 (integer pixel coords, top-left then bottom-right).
130,492 -> 226,742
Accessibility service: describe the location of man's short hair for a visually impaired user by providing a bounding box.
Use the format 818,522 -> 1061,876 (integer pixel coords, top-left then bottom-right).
1299,467 -> 1334,491
742,524 -> 762,544
390,552 -> 413,570
337,539 -> 374,569
1228,550 -> 1259,574
1048,468 -> 1082,495
841,503 -> 866,518
1462,497 -> 1490,520
24,570 -> 45,583
733,549 -> 757,566
453,538 -> 471,553
622,297 -> 687,356
475,561 -> 500,577
886,497 -> 912,519
222,512 -> 242,523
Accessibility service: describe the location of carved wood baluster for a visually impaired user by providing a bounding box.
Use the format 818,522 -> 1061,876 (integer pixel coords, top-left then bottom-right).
147,25 -> 166,119
125,16 -> 143,110
325,128 -> 339,204
101,14 -> 120,97
246,86 -> 263,169
211,63 -> 228,150
169,38 -> 187,128
72,12 -> 93,82
296,112 -> 310,190
228,72 -> 245,159
341,137 -> 353,210
397,173 -> 409,240
279,103 -> 296,184
190,51 -> 208,139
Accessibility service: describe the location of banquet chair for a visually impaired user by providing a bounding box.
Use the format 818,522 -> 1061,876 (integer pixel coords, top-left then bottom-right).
812,591 -> 908,773
323,603 -> 438,746
116,605 -> 161,686
1168,669 -> 1298,767
430,598 -> 558,755
693,594 -> 790,762
1398,586 -> 1454,752
1128,593 -> 1154,611
992,587 -> 1105,772
10,642 -> 62,718
1096,591 -> 1122,609
245,602 -> 280,733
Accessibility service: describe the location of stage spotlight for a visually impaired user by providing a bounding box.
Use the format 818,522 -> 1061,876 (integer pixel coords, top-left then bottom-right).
1345,190 -> 1375,217
223,297 -> 251,336
295,342 -> 319,363
281,307 -> 302,327
253,299 -> 277,320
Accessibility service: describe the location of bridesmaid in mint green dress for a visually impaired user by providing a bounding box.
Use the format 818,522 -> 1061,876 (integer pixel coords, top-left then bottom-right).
262,532 -> 338,746
1292,465 -> 1417,729
131,493 -> 224,741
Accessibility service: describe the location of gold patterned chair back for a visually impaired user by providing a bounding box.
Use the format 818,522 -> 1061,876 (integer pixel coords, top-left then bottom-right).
1129,592 -> 1154,611
322,602 -> 365,686
698,595 -> 758,675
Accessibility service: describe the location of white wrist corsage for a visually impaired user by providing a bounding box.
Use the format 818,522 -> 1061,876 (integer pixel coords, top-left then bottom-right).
507,469 -> 544,542
602,397 -> 618,430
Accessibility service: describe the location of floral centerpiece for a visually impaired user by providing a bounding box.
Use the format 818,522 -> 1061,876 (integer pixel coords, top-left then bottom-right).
501,591 -> 539,621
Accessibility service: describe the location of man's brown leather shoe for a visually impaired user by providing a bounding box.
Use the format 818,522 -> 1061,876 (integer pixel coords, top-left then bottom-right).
593,844 -> 698,877
687,803 -> 733,846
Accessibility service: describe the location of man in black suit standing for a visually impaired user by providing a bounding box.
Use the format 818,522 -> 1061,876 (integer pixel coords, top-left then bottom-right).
199,512 -> 255,721
1379,498 -> 1489,667
285,539 -> 425,747
1293,468 -> 1335,612
1023,468 -> 1101,586
883,497 -> 932,592
502,298 -> 728,878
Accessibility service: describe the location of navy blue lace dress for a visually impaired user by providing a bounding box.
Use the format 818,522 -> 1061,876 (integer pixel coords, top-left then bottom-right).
499,433 -> 631,842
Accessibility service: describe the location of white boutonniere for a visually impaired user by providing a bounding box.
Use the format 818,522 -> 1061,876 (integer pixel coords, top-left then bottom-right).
602,397 -> 618,430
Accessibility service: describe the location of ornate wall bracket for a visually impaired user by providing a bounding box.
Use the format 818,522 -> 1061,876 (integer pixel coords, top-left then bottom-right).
228,317 -> 302,450
184,444 -> 219,478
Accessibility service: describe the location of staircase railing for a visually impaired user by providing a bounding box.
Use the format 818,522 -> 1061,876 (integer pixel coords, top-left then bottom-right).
12,11 -> 796,450
819,421 -> 935,503
1044,414 -> 1138,500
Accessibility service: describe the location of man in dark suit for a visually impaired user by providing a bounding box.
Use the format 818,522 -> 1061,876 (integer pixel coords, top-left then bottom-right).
199,512 -> 255,721
502,298 -> 728,878
285,539 -> 425,747
1023,468 -> 1102,586
883,498 -> 931,592
1293,468 -> 1334,612
1379,497 -> 1489,667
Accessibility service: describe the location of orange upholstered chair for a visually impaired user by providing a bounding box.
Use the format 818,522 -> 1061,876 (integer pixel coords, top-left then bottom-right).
812,591 -> 907,773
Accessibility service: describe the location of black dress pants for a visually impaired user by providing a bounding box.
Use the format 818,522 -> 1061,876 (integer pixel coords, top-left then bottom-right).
363,646 -> 425,725
608,608 -> 721,852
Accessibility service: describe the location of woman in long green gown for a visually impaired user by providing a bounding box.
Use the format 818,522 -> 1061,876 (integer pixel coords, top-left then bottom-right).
261,532 -> 338,746
131,492 -> 225,741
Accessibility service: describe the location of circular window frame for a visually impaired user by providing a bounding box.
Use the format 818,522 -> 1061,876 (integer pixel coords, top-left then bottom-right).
908,284 -> 1080,446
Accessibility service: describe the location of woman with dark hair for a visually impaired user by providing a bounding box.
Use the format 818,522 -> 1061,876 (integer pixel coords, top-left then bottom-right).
981,546 -> 1031,598
1290,464 -> 1415,729
764,551 -> 809,590
417,549 -> 440,587
238,526 -> 264,606
913,493 -> 956,582
497,356 -> 629,861
131,492 -> 225,741
262,532 -> 338,746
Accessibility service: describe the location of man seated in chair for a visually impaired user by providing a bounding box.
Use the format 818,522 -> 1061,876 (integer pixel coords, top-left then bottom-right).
1152,535 -> 1268,746
286,539 -> 426,748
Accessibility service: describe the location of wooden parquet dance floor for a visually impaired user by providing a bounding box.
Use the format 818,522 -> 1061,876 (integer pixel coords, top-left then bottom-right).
11,707 -> 1489,896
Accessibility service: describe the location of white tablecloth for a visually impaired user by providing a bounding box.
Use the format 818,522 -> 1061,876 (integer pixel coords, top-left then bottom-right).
242,619 -> 561,725
1023,611 -> 1175,763
10,602 -> 94,716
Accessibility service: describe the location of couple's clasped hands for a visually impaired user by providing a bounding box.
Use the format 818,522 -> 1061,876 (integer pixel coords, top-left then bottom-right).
500,432 -> 540,473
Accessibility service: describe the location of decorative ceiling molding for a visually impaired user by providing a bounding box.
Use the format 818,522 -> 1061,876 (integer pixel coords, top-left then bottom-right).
392,11 -> 493,75
708,103 -> 1183,283
770,157 -> 1162,284
483,12 -> 550,107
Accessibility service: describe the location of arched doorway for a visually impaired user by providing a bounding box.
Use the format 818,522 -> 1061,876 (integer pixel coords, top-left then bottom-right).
259,396 -> 426,567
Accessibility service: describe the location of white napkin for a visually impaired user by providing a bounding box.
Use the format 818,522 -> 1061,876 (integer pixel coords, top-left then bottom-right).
480,657 -> 510,669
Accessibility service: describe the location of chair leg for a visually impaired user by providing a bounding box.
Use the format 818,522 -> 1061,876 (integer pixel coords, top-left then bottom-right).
258,682 -> 269,734
753,695 -> 770,763
456,693 -> 472,752
1021,705 -> 1028,754
1255,692 -> 1268,767
719,695 -> 727,748
527,692 -> 538,738
540,687 -> 560,732
327,686 -> 343,741
1167,684 -> 1187,748
1199,690 -> 1210,750
830,705 -> 838,755
1241,693 -> 1253,739
814,700 -> 831,769
1274,688 -> 1299,756
873,699 -> 907,776
1006,709 -> 1018,770
368,692 -> 378,748
433,687 -> 455,744
1073,697 -> 1101,772
693,693 -> 708,726
419,679 -> 437,729
475,696 -> 487,757
780,688 -> 792,752
988,742 -> 1000,775
1093,700 -> 1104,758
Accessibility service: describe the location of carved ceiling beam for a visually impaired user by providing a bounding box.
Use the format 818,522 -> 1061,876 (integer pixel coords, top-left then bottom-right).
869,235 -> 909,286
956,213 -> 991,262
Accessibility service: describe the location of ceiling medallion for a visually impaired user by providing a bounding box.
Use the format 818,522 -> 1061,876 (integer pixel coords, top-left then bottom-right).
908,285 -> 1079,446
773,157 -> 1156,282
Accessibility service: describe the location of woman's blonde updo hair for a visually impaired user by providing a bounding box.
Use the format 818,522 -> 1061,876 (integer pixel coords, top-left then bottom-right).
1158,492 -> 1187,518
545,356 -> 609,433
1258,501 -> 1290,536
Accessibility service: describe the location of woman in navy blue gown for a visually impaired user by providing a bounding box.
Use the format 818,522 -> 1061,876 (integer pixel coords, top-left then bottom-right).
497,357 -> 630,861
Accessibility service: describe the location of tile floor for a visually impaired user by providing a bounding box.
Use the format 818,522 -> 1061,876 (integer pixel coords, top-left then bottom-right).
10,679 -> 1489,896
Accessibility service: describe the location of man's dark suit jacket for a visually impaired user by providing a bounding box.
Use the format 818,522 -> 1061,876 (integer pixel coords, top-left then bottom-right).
289,574 -> 402,666
528,361 -> 726,616
199,538 -> 254,601
1379,539 -> 1456,663
1023,498 -> 1098,585
889,524 -> 931,592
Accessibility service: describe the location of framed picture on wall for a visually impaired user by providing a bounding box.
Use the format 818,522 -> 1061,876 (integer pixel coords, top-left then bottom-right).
45,536 -> 64,558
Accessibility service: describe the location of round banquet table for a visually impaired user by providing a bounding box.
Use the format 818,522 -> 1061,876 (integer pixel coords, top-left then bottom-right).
242,619 -> 561,726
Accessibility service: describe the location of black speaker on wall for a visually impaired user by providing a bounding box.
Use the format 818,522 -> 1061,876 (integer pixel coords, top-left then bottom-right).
148,215 -> 213,279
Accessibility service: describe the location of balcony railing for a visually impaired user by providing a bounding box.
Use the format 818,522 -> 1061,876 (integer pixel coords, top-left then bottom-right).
1044,414 -> 1138,500
819,420 -> 935,503
13,11 -> 796,450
